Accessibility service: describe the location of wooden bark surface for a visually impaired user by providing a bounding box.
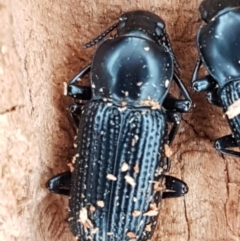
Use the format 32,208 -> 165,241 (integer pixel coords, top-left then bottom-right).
1,0 -> 240,240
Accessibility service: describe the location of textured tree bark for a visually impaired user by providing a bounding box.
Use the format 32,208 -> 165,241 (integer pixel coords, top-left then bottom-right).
1,0 -> 240,241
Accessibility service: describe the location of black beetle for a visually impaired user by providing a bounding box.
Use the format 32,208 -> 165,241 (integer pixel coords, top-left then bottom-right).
46,10 -> 192,241
192,0 -> 240,158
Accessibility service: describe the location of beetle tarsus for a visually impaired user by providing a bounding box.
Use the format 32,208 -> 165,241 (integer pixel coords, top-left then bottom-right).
214,134 -> 240,158
46,171 -> 71,196
162,175 -> 188,199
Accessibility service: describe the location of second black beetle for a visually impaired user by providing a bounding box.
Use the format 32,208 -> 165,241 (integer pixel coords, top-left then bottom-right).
192,0 -> 240,158
47,10 -> 192,241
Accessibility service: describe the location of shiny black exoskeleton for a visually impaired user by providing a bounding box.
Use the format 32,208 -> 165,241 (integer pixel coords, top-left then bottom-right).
46,10 -> 192,241
192,0 -> 240,158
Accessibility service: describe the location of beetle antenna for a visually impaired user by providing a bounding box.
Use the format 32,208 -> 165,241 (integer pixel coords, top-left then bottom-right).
161,29 -> 181,73
83,22 -> 118,48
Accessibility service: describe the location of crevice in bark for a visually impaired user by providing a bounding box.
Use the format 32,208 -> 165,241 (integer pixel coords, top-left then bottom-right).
183,197 -> 190,241
0,105 -> 24,115
182,116 -> 215,142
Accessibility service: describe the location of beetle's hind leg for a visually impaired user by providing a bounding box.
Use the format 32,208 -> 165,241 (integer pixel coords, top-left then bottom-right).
46,171 -> 71,196
215,134 -> 240,158
162,175 -> 188,199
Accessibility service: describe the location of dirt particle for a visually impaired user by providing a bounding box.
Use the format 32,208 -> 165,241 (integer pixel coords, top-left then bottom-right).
132,210 -> 141,217
143,210 -> 158,216
78,207 -> 94,230
226,99 -> 240,119
134,164 -> 140,174
89,205 -> 96,213
121,101 -> 127,107
106,173 -> 117,181
97,200 -> 105,208
140,98 -> 161,110
127,231 -> 137,239
91,228 -> 99,234
125,175 -> 136,186
63,82 -> 68,95
153,180 -> 166,192
67,163 -> 74,172
107,232 -> 113,236
164,144 -> 173,157
145,224 -> 151,232
136,82 -> 143,86
121,162 -> 129,172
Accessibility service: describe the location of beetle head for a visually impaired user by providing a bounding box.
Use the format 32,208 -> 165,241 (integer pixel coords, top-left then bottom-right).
117,10 -> 166,43
200,0 -> 240,23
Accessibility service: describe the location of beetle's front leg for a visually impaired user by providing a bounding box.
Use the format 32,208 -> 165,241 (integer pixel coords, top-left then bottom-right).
215,134 -> 240,158
166,111 -> 181,145
163,94 -> 191,113
46,171 -> 71,196
162,175 -> 188,199
66,65 -> 92,100
192,58 -> 217,92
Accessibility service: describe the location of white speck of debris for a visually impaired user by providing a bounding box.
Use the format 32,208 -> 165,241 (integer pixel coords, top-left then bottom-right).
97,200 -> 105,208
238,60 -> 240,64
92,83 -> 96,88
133,197 -> 137,202
121,101 -> 127,107
127,232 -> 137,239
63,82 -> 68,95
125,175 -> 136,186
143,65 -> 147,68
99,88 -> 103,92
215,35 -> 219,38
89,205 -> 96,213
137,82 -> 143,86
144,46 -> 150,51
106,173 -> 117,181
165,79 -> 170,88
121,162 -> 129,172
73,143 -> 77,148
143,210 -> 159,216
132,210 -> 141,217
103,98 -> 108,102
78,207 -> 94,229
125,91 -> 129,97
92,228 -> 99,234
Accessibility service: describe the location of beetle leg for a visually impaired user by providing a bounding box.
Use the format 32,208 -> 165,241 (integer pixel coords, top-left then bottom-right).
166,111 -> 181,145
69,102 -> 83,127
67,65 -> 92,100
215,134 -> 240,158
173,73 -> 193,109
163,94 -> 191,113
191,58 -> 202,83
206,88 -> 222,107
192,75 -> 217,92
162,175 -> 188,199
46,171 -> 71,196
